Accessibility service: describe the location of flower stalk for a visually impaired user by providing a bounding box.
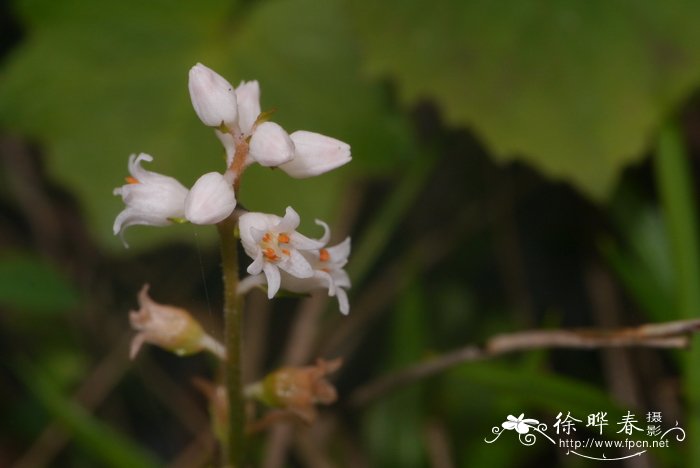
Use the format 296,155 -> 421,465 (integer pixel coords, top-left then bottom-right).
217,217 -> 246,467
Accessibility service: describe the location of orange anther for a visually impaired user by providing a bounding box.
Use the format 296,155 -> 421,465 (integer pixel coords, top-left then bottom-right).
319,249 -> 330,262
281,248 -> 290,256
278,233 -> 290,244
263,248 -> 279,261
262,233 -> 272,242
125,176 -> 140,184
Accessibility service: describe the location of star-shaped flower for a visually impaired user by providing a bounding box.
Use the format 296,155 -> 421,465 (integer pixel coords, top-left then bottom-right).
238,207 -> 329,298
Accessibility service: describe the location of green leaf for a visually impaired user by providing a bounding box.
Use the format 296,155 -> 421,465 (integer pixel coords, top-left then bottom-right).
0,254 -> 79,314
349,0 -> 700,199
0,0 -> 412,248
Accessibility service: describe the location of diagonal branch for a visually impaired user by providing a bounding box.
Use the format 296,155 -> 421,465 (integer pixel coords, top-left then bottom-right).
349,318 -> 700,407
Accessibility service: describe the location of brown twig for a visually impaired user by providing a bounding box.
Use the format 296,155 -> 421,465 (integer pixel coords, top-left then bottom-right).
349,318 -> 700,407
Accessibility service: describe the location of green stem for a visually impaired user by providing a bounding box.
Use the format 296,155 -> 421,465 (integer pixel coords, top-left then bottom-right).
217,218 -> 246,467
654,120 -> 700,467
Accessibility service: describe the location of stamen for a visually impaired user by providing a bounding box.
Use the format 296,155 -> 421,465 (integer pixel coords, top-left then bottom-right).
262,233 -> 272,242
263,248 -> 279,261
281,248 -> 290,256
319,249 -> 330,262
278,233 -> 290,244
125,176 -> 140,184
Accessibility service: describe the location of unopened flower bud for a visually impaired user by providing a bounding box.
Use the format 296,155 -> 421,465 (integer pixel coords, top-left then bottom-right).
188,63 -> 238,128
248,121 -> 295,167
254,358 -> 342,423
129,284 -> 224,359
235,80 -> 261,135
279,131 -> 351,178
184,172 -> 237,225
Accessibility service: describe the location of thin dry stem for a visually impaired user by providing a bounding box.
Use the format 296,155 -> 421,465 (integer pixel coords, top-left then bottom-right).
349,318 -> 700,407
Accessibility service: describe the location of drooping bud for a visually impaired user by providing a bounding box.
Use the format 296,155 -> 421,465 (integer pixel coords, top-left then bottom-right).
254,358 -> 342,423
184,172 -> 237,225
248,121 -> 296,167
129,284 -> 224,359
188,63 -> 238,129
279,131 -> 351,178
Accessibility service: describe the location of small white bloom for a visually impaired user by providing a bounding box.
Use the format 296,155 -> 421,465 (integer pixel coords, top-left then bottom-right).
248,121 -> 296,167
113,153 -> 188,246
239,207 -> 329,298
238,236 -> 352,314
188,63 -> 238,128
235,80 -> 261,135
184,172 -> 237,225
279,131 -> 351,178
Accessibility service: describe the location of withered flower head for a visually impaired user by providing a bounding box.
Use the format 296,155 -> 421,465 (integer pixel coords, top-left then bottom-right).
129,284 -> 216,359
260,358 -> 342,423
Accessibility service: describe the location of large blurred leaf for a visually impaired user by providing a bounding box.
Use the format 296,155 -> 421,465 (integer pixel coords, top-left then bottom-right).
349,0 -> 700,199
0,0 -> 411,248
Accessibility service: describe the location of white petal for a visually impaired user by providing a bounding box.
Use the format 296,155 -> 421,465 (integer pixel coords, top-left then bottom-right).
331,268 -> 351,288
502,421 -> 517,430
239,212 -> 279,252
247,251 -> 265,275
288,232 -> 326,250
263,263 -> 281,298
280,131 -> 351,178
185,172 -> 237,225
248,122 -> 295,167
235,80 -> 261,135
188,63 -> 238,128
237,274 -> 267,295
314,219 -> 331,245
326,237 -> 351,261
276,206 -> 300,233
278,249 -> 314,278
336,287 -> 349,315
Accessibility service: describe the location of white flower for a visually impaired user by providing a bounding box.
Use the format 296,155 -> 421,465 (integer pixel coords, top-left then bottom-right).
196,65 -> 351,176
113,153 -> 188,246
238,207 -> 329,298
184,172 -> 237,225
238,237 -> 352,314
502,414 -> 539,434
279,131 -> 352,178
188,63 -> 238,128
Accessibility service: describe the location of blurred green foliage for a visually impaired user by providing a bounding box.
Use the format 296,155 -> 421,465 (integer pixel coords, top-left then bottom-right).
349,0 -> 700,199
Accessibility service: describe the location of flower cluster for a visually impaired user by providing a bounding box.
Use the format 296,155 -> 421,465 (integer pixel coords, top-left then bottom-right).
237,207 -> 351,314
115,63 -> 353,313
114,63 -> 350,243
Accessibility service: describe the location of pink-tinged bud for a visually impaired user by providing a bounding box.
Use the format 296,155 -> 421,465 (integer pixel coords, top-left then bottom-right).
257,358 -> 342,423
248,121 -> 295,167
129,285 -> 214,359
279,131 -> 351,178
184,172 -> 237,225
188,63 -> 238,128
